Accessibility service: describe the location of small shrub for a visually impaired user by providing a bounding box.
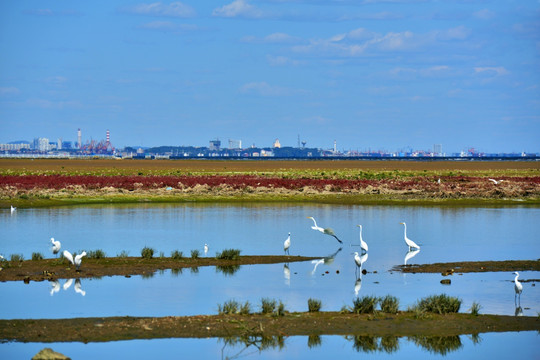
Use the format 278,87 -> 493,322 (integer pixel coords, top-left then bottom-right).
141,246 -> 154,259
159,251 -> 165,258
10,254 -> 24,262
353,296 -> 379,314
469,302 -> 481,316
277,301 -> 286,317
380,295 -> 399,314
87,249 -> 106,259
308,298 -> 322,312
191,249 -> 200,259
171,250 -> 183,260
216,248 -> 241,260
239,301 -> 251,315
31,252 -> 44,261
218,300 -> 239,315
261,298 -> 277,314
117,250 -> 129,258
416,294 -> 461,314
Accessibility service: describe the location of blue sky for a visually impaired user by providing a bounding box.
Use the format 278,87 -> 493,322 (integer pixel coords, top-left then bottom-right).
0,1 -> 539,153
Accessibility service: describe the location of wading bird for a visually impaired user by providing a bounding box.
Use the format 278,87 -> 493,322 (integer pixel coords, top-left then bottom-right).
514,271 -> 523,306
307,217 -> 342,244
10,205 -> 16,214
63,250 -> 87,271
489,178 -> 504,185
50,238 -> 61,257
204,244 -> 209,255
399,222 -> 420,251
284,232 -> 291,255
357,225 -> 368,253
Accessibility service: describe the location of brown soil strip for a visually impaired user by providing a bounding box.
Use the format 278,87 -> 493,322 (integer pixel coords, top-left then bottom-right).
0,256 -> 318,282
393,259 -> 540,274
0,312 -> 538,343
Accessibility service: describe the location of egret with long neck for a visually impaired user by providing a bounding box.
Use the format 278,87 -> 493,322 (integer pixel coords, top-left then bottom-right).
399,222 -> 420,250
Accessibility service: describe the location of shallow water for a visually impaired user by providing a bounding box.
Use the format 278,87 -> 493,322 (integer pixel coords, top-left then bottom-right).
1,204 -> 539,357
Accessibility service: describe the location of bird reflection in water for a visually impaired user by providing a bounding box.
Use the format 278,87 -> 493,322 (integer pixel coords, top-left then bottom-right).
354,252 -> 368,296
404,249 -> 420,265
283,263 -> 290,286
63,278 -> 73,291
50,280 -> 60,296
50,278 -> 86,296
74,279 -> 86,296
311,247 -> 342,275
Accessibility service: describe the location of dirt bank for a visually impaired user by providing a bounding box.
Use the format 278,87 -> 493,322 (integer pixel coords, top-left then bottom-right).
393,259 -> 540,274
0,312 -> 537,343
0,255 -> 319,282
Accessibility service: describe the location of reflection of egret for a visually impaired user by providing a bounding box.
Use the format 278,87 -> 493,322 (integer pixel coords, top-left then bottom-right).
311,247 -> 342,275
514,271 -> 523,306
307,217 -> 342,244
356,225 -> 368,253
51,238 -> 61,257
354,251 -> 368,278
74,279 -> 86,296
10,205 -> 16,214
63,278 -> 73,290
50,280 -> 60,296
63,250 -> 87,270
515,306 -> 523,317
354,278 -> 362,296
489,178 -> 504,185
283,263 -> 290,286
204,244 -> 209,255
404,249 -> 420,265
284,232 -> 291,255
399,222 -> 420,250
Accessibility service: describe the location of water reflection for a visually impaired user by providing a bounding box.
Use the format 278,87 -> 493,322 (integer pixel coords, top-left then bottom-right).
345,334 -> 469,355
515,306 -> 523,317
219,335 -> 285,359
311,247 -> 342,275
74,279 -> 86,296
283,264 -> 290,286
50,278 -> 86,296
307,334 -> 322,348
215,265 -> 241,276
50,280 -> 60,296
408,335 -> 463,355
404,249 -> 420,265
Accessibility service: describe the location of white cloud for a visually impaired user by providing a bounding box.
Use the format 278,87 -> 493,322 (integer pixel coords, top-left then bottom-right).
474,67 -> 509,76
212,0 -> 263,18
124,2 -> 195,18
240,82 -> 305,96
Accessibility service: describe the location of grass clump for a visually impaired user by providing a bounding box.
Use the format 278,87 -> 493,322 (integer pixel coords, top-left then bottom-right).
87,249 -> 106,259
117,250 -> 129,258
307,298 -> 322,313
216,248 -> 241,260
31,252 -> 44,261
380,295 -> 399,314
218,300 -> 251,315
10,254 -> 24,262
415,294 -> 461,314
261,298 -> 277,314
353,296 -> 379,314
171,250 -> 183,260
141,246 -> 155,259
469,302 -> 481,316
190,249 -> 200,259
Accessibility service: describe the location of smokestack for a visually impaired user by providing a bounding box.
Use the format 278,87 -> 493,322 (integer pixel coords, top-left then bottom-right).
77,128 -> 82,149
106,129 -> 110,145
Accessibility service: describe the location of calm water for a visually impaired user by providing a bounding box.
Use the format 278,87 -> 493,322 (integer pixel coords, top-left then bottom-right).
1,204 -> 539,358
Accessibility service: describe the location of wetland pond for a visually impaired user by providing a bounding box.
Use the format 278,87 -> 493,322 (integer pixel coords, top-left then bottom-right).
1,203 -> 539,358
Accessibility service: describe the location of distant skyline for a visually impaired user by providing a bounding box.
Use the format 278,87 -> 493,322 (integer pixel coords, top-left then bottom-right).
1,1 -> 539,153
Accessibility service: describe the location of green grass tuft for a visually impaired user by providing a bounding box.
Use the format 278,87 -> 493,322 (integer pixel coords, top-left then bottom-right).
353,296 -> 379,314
307,298 -> 322,312
190,249 -> 200,259
171,250 -> 183,260
141,246 -> 154,259
380,295 -> 399,314
216,248 -> 241,260
31,252 -> 44,261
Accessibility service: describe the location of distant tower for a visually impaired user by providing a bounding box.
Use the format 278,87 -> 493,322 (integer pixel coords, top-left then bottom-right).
297,134 -> 300,148
333,140 -> 337,153
301,140 -> 306,148
273,139 -> 281,148
77,128 -> 82,149
106,129 -> 111,146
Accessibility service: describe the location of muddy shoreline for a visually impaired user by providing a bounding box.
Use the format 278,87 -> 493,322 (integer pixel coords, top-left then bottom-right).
1,312 -> 538,343
0,255 -> 319,282
393,259 -> 540,274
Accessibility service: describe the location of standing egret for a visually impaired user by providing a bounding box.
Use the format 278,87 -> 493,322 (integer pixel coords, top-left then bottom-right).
63,250 -> 87,270
399,222 -> 420,250
284,232 -> 291,255
489,178 -> 504,185
50,238 -> 61,257
307,217 -> 342,244
10,205 -> 16,214
204,244 -> 209,255
357,225 -> 368,253
514,271 -> 523,305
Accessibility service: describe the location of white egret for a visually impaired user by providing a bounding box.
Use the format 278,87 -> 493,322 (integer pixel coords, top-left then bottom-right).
437,178 -> 441,184
284,232 -> 291,255
74,279 -> 86,296
50,280 -> 60,296
357,225 -> 368,253
399,222 -> 420,250
63,250 -> 87,270
10,205 -> 16,213
50,238 -> 61,257
307,217 -> 342,244
489,178 -> 504,185
514,271 -> 523,305
204,244 -> 209,255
